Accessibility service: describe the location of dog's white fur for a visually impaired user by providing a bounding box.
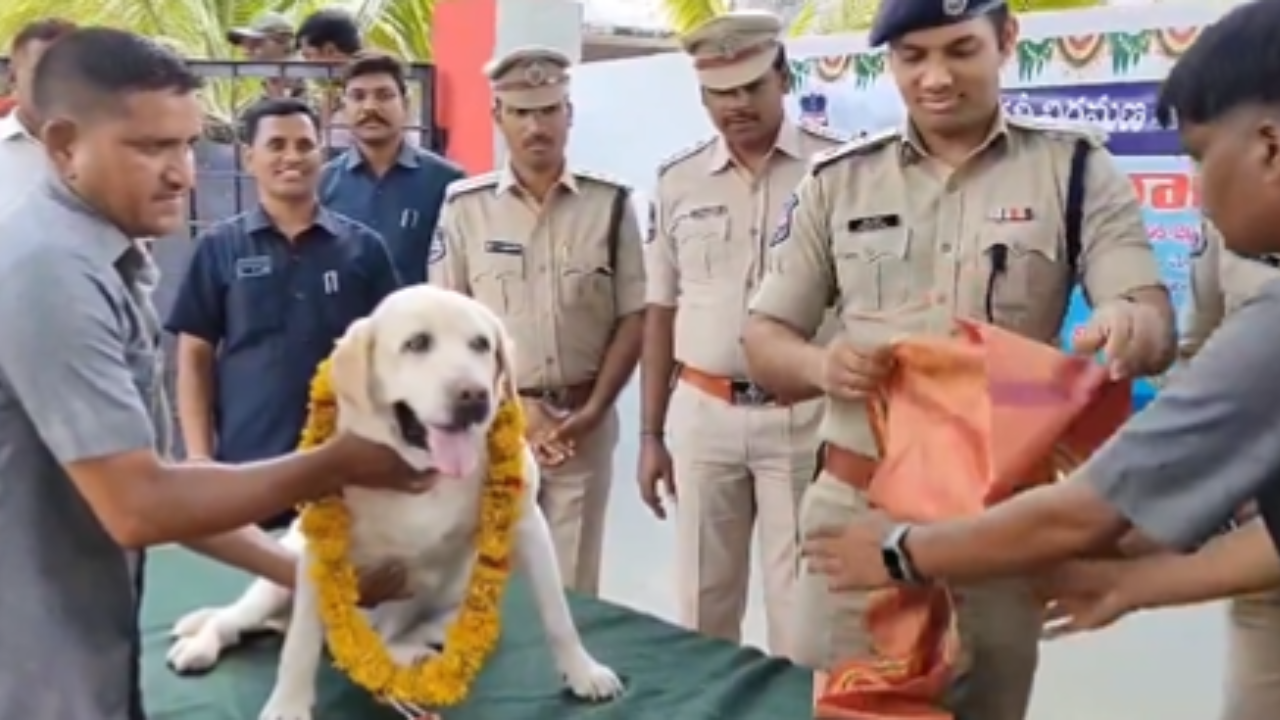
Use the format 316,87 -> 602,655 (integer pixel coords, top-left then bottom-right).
166,285 -> 622,720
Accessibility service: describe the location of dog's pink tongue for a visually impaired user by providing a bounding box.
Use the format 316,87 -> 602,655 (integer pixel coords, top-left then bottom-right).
428,428 -> 479,478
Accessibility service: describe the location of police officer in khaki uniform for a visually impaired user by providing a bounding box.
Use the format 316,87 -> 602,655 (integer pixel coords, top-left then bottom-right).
739,1 -> 1175,718
639,10 -> 845,658
1181,225 -> 1280,720
428,47 -> 646,597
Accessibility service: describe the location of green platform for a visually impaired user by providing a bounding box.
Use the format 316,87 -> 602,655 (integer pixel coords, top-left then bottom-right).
142,547 -> 812,720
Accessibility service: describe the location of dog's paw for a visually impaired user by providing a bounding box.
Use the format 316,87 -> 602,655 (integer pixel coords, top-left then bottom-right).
258,692 -> 314,720
167,626 -> 223,674
560,652 -> 624,701
171,607 -> 218,639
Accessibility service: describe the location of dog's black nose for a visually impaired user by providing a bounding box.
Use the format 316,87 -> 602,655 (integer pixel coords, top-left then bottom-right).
450,386 -> 491,428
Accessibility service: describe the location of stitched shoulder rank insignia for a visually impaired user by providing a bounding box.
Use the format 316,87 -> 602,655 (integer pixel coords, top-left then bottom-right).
799,123 -> 850,145
444,173 -> 499,201
1006,115 -> 1108,148
657,137 -> 715,177
811,128 -> 900,176
572,168 -> 630,190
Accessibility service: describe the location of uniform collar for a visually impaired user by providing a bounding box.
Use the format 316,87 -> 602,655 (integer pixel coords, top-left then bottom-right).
706,120 -> 805,174
40,179 -> 140,265
342,142 -> 421,172
245,204 -> 344,237
0,111 -> 36,143
899,112 -> 1010,165
495,164 -> 579,196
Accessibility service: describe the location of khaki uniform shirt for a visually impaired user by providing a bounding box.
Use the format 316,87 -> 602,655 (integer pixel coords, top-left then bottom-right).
749,116 -> 1163,457
646,121 -> 846,377
1181,223 -> 1280,357
428,167 -> 645,389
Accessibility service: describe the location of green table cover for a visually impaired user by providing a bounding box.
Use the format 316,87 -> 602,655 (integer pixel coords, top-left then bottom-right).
142,547 -> 812,720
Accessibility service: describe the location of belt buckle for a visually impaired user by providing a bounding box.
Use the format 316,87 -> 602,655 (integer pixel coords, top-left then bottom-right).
730,380 -> 771,406
537,387 -> 573,417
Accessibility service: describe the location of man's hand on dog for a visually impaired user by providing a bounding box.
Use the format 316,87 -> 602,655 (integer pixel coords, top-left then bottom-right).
324,432 -> 441,493
522,399 -> 576,467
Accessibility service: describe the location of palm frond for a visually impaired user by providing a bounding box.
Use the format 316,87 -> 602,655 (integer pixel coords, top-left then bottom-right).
780,0 -> 1107,34
661,0 -> 731,35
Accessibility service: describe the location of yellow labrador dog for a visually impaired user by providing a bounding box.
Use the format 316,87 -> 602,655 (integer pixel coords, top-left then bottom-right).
166,286 -> 623,720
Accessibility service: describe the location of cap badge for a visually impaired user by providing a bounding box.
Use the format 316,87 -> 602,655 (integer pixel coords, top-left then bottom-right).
943,0 -> 969,16
524,61 -> 549,86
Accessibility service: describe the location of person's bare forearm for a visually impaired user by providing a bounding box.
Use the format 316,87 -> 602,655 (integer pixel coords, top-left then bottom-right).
121,450 -> 337,548
176,337 -> 216,458
906,481 -> 1130,583
742,315 -> 825,402
1130,286 -> 1178,376
641,307 -> 676,434
184,526 -> 297,587
1126,521 -> 1280,609
588,312 -> 643,410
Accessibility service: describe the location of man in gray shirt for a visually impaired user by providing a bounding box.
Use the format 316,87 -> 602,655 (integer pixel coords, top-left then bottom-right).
0,29 -> 433,720
795,0 -> 1280,607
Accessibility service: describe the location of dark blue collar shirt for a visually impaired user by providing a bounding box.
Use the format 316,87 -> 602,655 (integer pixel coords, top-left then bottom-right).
164,206 -> 401,464
320,141 -> 464,285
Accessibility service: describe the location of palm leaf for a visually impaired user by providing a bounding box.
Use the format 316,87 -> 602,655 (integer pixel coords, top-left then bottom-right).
662,0 -> 731,35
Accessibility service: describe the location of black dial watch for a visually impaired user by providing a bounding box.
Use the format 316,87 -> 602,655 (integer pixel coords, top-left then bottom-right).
881,523 -> 925,584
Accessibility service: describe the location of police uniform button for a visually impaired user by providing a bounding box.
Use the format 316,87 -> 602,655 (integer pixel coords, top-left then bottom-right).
941,243 -> 953,254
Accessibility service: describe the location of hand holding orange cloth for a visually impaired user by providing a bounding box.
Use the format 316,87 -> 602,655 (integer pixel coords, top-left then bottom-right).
811,319 -> 1131,720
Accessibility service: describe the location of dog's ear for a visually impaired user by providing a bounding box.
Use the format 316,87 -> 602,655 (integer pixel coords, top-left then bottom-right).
330,317 -> 377,414
493,322 -> 519,402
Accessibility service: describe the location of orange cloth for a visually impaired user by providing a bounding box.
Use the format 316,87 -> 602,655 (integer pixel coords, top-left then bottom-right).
814,319 -> 1131,720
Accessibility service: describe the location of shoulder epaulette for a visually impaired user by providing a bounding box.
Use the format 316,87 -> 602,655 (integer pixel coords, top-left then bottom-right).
444,173 -> 499,201
571,168 -> 630,190
1006,115 -> 1108,147
811,128 -> 900,175
656,137 -> 716,177
799,123 -> 850,145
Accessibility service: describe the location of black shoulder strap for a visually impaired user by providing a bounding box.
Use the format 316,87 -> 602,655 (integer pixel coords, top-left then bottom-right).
606,186 -> 630,272
1065,138 -> 1091,303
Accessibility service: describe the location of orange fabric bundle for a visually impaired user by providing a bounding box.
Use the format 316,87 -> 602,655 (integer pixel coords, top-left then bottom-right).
814,319 -> 1132,720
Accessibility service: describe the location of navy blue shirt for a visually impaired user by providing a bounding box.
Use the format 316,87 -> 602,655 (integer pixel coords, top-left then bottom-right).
165,207 -> 401,465
320,143 -> 464,285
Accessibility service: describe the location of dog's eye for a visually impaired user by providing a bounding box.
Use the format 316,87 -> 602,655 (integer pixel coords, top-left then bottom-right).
469,335 -> 491,354
402,332 -> 433,354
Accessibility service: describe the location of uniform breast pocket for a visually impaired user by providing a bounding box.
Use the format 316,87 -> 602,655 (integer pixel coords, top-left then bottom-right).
673,216 -> 730,283
560,257 -> 616,320
227,277 -> 284,342
470,254 -> 527,316
834,228 -> 912,312
982,223 -> 1067,324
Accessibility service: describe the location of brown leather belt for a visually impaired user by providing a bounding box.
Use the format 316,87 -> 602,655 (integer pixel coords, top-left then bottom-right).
678,365 -> 785,407
821,443 -> 878,492
517,380 -> 593,411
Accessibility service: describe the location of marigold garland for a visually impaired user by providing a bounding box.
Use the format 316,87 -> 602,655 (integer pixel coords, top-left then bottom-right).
296,357 -> 526,707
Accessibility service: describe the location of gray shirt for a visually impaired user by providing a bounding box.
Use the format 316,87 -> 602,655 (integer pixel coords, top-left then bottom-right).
0,182 -> 164,719
1084,278 -> 1280,551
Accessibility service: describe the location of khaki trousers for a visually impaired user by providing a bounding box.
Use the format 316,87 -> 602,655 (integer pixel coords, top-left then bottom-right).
1221,589 -> 1280,720
794,473 -> 1041,720
538,407 -> 618,597
669,380 -> 820,659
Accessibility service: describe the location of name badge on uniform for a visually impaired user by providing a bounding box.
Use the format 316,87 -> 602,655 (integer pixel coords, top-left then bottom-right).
987,207 -> 1036,223
847,214 -> 901,233
484,240 -> 524,256
688,205 -> 728,220
234,256 -> 272,279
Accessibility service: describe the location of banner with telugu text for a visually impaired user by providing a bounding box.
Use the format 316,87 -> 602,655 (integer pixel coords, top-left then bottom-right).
784,17 -> 1207,406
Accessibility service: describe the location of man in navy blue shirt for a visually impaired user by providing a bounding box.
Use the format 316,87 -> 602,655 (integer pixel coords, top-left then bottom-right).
320,52 -> 463,285
168,97 -> 401,528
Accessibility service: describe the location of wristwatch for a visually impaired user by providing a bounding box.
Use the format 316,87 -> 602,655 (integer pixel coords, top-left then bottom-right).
881,523 -> 925,584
